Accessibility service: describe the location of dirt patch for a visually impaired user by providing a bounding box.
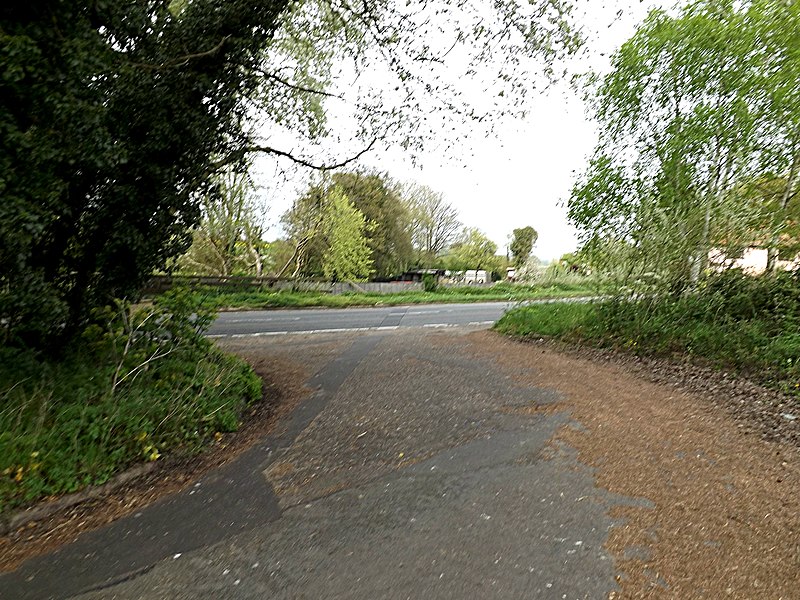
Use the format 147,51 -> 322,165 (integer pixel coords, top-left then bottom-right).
0,352 -> 311,573
466,331 -> 800,599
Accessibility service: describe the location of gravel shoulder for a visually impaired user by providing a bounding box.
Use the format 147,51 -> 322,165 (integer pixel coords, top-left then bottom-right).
466,331 -> 799,598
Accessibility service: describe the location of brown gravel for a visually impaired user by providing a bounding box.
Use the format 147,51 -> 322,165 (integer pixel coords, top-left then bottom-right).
0,347 -> 315,573
466,330 -> 800,599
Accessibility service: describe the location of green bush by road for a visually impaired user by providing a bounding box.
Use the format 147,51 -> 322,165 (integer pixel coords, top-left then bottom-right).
495,270 -> 800,395
0,290 -> 261,516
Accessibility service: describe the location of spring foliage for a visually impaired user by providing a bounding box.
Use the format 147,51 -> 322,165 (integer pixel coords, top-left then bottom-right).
569,0 -> 800,291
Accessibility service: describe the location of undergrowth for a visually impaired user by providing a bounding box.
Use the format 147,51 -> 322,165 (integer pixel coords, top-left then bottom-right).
0,288 -> 261,515
495,270 -> 800,394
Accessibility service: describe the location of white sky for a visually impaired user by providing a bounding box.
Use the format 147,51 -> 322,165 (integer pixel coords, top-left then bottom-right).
255,1 -> 676,262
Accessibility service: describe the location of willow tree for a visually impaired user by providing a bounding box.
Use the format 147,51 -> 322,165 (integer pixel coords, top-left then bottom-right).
568,0 -> 799,292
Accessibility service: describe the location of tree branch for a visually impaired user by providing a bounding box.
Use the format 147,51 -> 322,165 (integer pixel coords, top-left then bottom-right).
128,36 -> 230,70
211,138 -> 377,173
258,70 -> 342,99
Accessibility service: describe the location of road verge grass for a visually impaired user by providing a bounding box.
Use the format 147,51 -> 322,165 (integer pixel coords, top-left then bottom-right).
192,282 -> 599,311
0,289 -> 261,517
495,270 -> 800,396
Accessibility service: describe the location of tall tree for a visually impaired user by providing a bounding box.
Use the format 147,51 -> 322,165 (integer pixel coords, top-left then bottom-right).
283,172 -> 413,279
321,189 -> 374,282
567,1 -> 800,292
401,183 -> 462,265
1,0 -> 291,348
178,171 -> 267,277
447,228 -> 499,272
510,226 -> 538,267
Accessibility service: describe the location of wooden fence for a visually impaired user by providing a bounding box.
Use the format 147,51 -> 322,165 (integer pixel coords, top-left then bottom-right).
141,275 -> 428,297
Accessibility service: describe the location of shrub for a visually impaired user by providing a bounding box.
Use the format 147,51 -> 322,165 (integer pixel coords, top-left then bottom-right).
422,273 -> 439,293
0,289 -> 261,514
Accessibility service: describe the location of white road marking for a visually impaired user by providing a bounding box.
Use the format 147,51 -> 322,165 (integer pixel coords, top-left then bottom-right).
215,325 -> 402,338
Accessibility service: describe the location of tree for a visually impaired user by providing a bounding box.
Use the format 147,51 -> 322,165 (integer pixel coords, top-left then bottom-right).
567,1 -> 799,293
283,171 -> 413,279
321,189 -> 374,282
1,0 -> 291,349
447,228 -> 499,272
1,0 -> 580,349
401,183 -> 462,266
510,226 -> 538,267
178,171 -> 268,276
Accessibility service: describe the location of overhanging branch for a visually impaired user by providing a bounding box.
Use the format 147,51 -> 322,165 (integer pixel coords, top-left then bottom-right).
211,138 -> 377,173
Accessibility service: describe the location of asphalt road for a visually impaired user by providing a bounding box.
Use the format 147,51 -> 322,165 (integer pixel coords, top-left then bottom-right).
4,318 -> 798,597
207,302 -> 515,337
2,326 -> 628,599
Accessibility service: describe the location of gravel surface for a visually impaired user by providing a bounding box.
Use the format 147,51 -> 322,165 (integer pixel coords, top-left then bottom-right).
538,338 -> 800,449
467,331 -> 800,598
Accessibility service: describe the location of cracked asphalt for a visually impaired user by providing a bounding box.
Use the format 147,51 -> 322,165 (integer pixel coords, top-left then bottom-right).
3,325 -> 798,599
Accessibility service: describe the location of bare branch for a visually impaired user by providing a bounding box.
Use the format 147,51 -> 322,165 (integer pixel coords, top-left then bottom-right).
258,70 -> 342,99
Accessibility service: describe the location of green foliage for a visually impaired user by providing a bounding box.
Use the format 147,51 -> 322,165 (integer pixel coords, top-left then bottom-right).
445,228 -> 500,272
510,226 -> 538,268
321,188 -> 375,282
0,0 -> 290,350
400,183 -> 462,266
497,270 -> 800,392
495,302 -> 596,339
422,273 -> 439,293
283,171 -> 412,279
570,0 -> 800,293
0,291 -> 260,514
177,170 -> 268,277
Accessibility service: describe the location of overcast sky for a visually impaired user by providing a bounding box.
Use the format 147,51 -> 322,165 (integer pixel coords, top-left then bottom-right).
256,0 -> 676,261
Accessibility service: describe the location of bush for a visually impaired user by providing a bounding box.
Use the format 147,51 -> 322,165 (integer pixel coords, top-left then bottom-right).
422,273 -> 439,293
0,289 -> 261,514
497,270 -> 800,390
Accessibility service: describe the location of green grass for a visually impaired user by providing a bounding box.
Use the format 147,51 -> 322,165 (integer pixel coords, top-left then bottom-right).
495,270 -> 800,396
0,291 -> 261,516
494,302 -> 598,339
192,282 -> 599,311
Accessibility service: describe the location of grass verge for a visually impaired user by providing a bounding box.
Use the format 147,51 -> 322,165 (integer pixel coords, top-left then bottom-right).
0,290 -> 261,516
495,270 -> 800,396
192,282 -> 599,311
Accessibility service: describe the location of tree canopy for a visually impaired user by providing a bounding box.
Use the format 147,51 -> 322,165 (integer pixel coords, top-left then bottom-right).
1,0 -> 290,348
283,171 -> 413,279
510,226 -> 538,267
401,183 -> 462,266
177,171 -> 267,277
568,0 -> 800,290
321,188 -> 374,282
446,228 -> 500,272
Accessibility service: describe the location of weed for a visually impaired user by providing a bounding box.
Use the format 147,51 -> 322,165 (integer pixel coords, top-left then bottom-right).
0,289 -> 261,514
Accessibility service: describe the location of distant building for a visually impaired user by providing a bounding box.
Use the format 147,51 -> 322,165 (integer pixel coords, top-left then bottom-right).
464,269 -> 489,284
708,247 -> 800,274
394,269 -> 445,282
